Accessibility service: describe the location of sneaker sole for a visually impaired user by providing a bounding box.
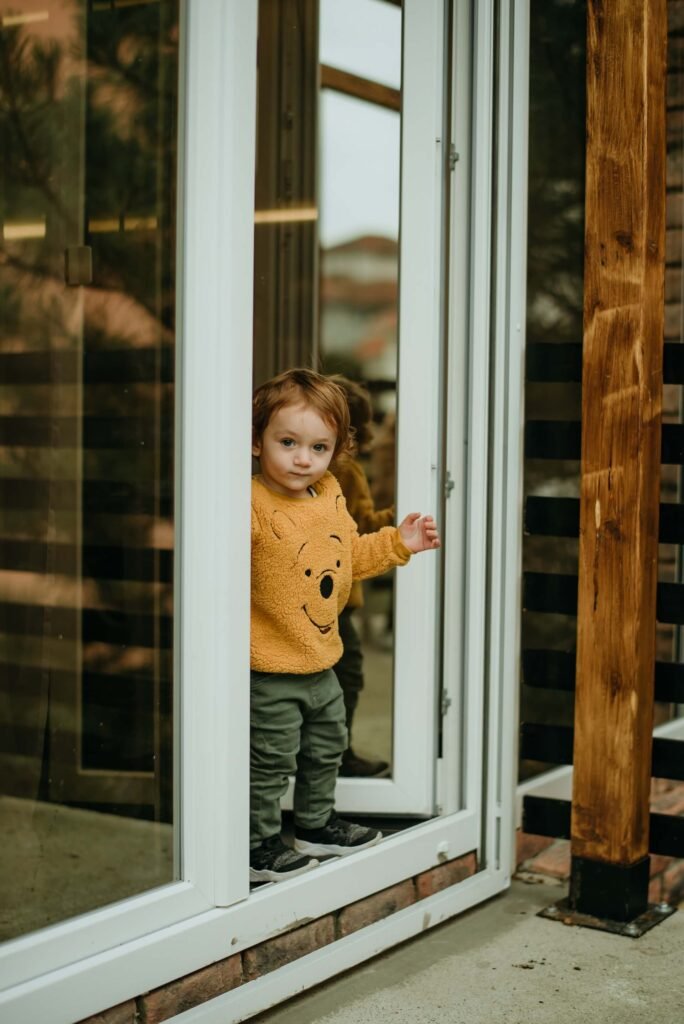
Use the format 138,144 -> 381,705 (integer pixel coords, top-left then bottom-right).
249,858 -> 319,883
293,832 -> 381,858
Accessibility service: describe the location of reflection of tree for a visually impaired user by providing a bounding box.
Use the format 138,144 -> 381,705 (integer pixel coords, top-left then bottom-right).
526,0 -> 586,344
0,26 -> 75,232
0,3 -> 179,820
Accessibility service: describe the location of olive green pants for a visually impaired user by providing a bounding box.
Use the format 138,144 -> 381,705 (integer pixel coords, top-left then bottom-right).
250,668 -> 347,848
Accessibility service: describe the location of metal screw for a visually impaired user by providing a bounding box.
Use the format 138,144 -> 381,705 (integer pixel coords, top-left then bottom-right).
656,902 -> 671,914
624,922 -> 640,937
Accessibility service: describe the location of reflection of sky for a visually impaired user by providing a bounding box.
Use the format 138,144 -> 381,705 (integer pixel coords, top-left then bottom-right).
320,91 -> 400,248
320,0 -> 401,89
319,0 -> 401,249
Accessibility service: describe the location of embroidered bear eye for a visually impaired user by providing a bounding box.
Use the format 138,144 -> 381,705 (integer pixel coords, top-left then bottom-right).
336,560 -> 341,568
305,569 -> 312,577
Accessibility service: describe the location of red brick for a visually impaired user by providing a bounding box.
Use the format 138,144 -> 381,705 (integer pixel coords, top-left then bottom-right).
338,880 -> 415,937
649,876 -> 663,904
415,853 -> 478,899
651,785 -> 684,815
77,1002 -> 137,1024
141,956 -> 242,1024
524,839 -> 571,880
515,831 -> 556,868
662,860 -> 684,905
649,854 -> 673,878
650,777 -> 678,799
243,917 -> 335,981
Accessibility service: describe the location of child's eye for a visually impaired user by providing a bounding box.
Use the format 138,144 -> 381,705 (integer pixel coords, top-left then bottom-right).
313,443 -> 327,453
280,438 -> 295,448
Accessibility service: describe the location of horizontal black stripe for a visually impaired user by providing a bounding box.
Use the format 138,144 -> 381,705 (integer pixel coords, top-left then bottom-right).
0,539 -> 173,583
522,795 -> 684,858
524,571 -> 684,625
525,421 -> 684,464
525,496 -> 684,545
0,416 -> 173,449
0,347 -> 173,386
0,602 -> 172,649
526,342 -> 684,386
521,723 -> 684,781
0,479 -> 172,516
522,649 -> 684,704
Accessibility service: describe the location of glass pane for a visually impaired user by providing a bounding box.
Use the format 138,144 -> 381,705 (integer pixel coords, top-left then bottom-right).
520,0 -> 585,782
0,0 -> 180,940
319,0 -> 401,90
252,0 -> 401,781
318,89 -> 400,774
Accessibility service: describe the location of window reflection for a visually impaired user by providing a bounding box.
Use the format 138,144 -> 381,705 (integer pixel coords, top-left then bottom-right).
253,0 -> 401,779
0,0 -> 179,940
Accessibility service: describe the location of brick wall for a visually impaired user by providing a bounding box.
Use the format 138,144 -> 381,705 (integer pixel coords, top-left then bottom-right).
515,779 -> 684,906
77,852 -> 477,1024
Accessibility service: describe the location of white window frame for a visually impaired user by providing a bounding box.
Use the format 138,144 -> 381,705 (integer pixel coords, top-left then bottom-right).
328,0 -> 446,818
0,0 -> 530,1020
0,0 -> 255,997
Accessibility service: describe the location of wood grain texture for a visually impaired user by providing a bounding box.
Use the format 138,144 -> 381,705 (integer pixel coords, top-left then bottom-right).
572,0 -> 667,865
320,65 -> 401,111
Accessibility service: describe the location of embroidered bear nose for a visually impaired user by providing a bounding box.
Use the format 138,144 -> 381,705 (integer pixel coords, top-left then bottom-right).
320,575 -> 334,599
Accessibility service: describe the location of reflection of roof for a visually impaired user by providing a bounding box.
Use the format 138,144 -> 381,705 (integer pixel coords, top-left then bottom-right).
322,234 -> 398,290
325,235 -> 398,256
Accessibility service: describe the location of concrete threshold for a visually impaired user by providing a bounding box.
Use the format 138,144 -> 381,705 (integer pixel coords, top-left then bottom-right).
253,877 -> 682,1024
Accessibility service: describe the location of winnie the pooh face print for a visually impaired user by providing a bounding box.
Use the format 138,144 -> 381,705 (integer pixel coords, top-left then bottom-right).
270,505 -> 349,638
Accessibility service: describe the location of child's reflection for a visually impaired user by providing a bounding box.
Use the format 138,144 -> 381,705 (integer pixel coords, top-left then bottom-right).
330,376 -> 394,778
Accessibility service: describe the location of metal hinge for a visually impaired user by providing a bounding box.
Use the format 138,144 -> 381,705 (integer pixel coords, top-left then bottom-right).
444,470 -> 455,499
449,145 -> 460,170
440,691 -> 452,717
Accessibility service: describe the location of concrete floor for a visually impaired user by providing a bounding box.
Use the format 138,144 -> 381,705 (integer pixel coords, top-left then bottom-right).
253,878 -> 683,1024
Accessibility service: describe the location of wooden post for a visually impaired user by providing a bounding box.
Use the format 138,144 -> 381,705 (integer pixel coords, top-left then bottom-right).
571,0 -> 667,922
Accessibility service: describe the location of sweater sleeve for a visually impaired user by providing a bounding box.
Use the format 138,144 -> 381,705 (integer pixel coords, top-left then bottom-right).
349,517 -> 411,581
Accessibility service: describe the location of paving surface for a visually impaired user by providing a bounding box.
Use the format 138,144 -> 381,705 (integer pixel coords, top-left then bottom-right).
253,878 -> 683,1024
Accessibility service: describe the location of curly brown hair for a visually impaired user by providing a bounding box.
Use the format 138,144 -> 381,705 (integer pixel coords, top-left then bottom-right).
328,375 -> 374,452
252,368 -> 354,458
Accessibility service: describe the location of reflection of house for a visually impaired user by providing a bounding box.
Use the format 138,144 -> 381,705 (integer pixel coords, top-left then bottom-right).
321,234 -> 398,380
321,234 -> 397,382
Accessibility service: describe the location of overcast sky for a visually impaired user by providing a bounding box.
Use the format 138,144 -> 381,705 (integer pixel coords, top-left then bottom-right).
319,0 -> 401,248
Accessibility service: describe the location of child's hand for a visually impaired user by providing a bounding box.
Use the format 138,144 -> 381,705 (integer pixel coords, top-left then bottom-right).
398,513 -> 441,553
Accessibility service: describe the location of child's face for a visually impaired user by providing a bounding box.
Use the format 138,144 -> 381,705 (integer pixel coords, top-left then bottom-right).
252,401 -> 337,499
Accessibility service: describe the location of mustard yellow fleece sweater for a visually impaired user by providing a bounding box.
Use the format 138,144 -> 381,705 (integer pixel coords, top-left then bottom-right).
331,455 -> 395,609
251,471 -> 411,673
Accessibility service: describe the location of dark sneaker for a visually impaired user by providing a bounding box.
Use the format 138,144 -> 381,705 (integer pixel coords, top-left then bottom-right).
250,835 -> 319,883
294,812 -> 382,857
339,748 -> 390,778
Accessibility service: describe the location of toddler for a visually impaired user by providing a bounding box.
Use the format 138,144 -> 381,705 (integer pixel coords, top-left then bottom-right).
250,368 -> 439,883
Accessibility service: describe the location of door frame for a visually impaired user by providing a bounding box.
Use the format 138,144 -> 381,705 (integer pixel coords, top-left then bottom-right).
0,0 -> 529,1019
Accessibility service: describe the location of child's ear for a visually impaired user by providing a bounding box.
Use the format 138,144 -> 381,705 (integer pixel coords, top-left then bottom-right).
252,437 -> 262,458
271,511 -> 298,540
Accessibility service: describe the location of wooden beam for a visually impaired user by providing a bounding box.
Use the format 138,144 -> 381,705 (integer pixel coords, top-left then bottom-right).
571,0 -> 667,917
320,65 -> 401,112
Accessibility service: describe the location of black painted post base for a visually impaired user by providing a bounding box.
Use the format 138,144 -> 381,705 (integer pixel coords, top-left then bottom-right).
569,854 -> 649,923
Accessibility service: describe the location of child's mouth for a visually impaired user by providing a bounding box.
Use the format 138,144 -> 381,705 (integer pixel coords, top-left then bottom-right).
302,605 -> 333,634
